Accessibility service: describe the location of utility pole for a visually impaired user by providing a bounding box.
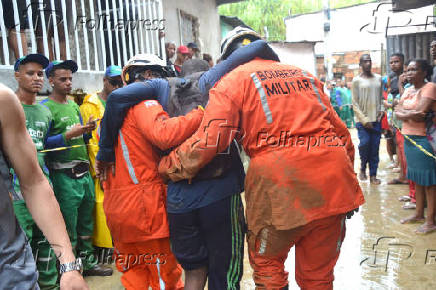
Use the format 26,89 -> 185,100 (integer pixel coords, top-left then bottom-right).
323,0 -> 333,81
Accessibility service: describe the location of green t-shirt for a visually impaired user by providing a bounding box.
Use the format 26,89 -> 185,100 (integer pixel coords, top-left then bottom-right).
41,98 -> 88,164
11,104 -> 52,201
99,96 -> 106,108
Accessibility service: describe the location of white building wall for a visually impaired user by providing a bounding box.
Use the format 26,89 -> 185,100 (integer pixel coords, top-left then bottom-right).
162,0 -> 221,61
285,2 -> 436,54
269,42 -> 317,76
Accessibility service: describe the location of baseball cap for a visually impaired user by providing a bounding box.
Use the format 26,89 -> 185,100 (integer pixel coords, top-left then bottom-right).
177,46 -> 190,54
187,42 -> 199,50
105,65 -> 122,78
14,54 -> 49,72
45,60 -> 78,78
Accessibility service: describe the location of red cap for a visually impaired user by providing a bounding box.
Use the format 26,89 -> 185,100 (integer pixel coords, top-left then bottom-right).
177,45 -> 190,54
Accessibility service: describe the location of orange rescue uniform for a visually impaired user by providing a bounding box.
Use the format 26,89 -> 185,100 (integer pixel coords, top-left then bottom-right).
104,99 -> 203,289
159,59 -> 365,289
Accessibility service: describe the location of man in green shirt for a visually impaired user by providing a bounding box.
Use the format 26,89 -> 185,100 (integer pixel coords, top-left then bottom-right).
41,60 -> 112,277
12,54 -> 60,289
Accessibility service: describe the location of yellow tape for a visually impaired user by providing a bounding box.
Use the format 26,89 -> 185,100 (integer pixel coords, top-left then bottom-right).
393,125 -> 436,160
38,144 -> 98,153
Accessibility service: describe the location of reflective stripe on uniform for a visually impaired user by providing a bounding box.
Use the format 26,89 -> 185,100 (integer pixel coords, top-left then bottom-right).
50,160 -> 89,170
37,257 -> 54,262
156,258 -> 165,290
250,73 -> 273,124
119,131 -> 139,185
302,71 -> 326,111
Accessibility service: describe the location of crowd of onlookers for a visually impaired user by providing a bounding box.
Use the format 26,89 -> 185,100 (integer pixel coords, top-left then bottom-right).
324,42 -> 436,234
165,41 -> 215,76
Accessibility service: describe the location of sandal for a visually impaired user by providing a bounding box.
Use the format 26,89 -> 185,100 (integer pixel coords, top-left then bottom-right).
386,162 -> 396,169
415,224 -> 436,235
398,195 -> 411,202
402,202 -> 416,209
388,179 -> 409,185
400,216 -> 424,224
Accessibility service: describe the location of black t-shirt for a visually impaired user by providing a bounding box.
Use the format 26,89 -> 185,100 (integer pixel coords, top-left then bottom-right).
389,72 -> 400,95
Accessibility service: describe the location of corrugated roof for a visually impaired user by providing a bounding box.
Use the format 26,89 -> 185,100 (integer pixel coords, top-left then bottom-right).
392,0 -> 435,11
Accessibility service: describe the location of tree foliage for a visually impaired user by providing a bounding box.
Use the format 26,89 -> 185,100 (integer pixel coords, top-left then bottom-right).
219,0 -> 375,41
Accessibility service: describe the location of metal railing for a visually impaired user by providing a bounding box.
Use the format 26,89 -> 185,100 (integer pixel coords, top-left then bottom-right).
0,0 -> 166,71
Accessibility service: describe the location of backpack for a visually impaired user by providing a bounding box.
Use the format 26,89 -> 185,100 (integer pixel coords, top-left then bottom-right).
167,72 -> 237,180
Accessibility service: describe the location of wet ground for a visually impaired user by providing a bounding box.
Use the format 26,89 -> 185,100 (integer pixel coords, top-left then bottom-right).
86,129 -> 436,289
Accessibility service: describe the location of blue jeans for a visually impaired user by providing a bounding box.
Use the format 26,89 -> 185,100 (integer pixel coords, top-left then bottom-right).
356,122 -> 381,176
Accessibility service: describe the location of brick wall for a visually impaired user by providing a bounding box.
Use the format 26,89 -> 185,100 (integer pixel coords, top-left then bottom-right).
317,50 -> 382,83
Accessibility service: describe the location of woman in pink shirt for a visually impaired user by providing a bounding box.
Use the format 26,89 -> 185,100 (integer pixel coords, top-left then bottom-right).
395,59 -> 436,234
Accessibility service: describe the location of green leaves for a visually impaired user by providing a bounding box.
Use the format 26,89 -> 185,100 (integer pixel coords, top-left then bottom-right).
219,0 -> 374,41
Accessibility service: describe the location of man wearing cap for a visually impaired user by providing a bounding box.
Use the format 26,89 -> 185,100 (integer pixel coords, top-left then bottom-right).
174,46 -> 190,76
187,42 -> 200,59
0,82 -> 89,289
41,60 -> 112,277
12,54 -> 61,288
159,26 -> 364,289
80,65 -> 122,253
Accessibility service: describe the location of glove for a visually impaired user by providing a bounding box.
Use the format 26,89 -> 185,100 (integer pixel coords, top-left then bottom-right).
346,208 -> 359,219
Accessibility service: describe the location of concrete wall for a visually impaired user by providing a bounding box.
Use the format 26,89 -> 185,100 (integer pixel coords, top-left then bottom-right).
162,0 -> 221,63
269,42 -> 317,76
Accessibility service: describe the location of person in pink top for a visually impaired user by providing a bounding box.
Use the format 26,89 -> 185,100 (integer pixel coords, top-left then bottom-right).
395,59 -> 436,234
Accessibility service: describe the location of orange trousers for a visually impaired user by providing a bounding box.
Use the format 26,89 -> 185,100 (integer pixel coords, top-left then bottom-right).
113,238 -> 183,290
248,214 -> 346,290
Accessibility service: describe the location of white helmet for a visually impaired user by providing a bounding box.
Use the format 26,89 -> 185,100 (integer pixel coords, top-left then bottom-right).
220,26 -> 261,60
122,54 -> 166,83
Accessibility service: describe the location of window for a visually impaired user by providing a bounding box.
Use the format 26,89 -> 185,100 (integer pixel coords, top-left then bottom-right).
178,9 -> 198,45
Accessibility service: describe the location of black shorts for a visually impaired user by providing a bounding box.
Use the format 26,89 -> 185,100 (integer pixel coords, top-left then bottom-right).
168,194 -> 246,290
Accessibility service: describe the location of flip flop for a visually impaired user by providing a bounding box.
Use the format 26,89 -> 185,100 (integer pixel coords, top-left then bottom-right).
415,224 -> 436,235
386,163 -> 397,169
388,179 -> 408,185
402,202 -> 416,209
398,195 -> 411,202
400,216 -> 425,224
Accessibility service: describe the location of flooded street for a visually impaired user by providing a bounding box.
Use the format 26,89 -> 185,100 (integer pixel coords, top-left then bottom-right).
86,129 -> 436,289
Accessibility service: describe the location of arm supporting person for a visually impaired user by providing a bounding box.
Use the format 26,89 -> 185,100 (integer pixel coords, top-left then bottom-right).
159,88 -> 240,182
135,101 -> 204,151
97,79 -> 167,162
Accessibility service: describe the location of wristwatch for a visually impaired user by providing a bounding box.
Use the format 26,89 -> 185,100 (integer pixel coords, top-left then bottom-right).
59,258 -> 83,275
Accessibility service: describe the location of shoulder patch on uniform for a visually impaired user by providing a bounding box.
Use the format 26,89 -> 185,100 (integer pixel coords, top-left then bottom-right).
144,100 -> 159,107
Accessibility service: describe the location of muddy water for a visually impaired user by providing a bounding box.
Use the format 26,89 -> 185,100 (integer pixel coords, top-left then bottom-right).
86,129 -> 436,289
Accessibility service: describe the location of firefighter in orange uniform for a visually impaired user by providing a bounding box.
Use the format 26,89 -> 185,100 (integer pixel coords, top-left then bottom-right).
100,54 -> 203,289
159,27 -> 365,290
